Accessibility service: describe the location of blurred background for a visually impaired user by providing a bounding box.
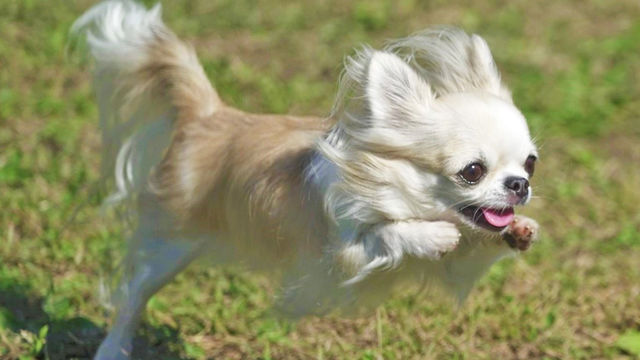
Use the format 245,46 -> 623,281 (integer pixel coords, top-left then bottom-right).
1,0 -> 639,358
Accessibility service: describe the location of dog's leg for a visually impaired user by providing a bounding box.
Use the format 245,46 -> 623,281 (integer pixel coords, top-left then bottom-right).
442,216 -> 540,300
341,220 -> 461,285
94,230 -> 203,360
502,215 -> 539,251
367,220 -> 462,260
441,235 -> 513,301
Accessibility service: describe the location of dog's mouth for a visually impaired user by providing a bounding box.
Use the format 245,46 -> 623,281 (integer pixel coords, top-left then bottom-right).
459,206 -> 514,231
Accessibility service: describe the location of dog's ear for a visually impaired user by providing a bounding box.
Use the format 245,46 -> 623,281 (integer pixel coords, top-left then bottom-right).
366,51 -> 433,127
469,34 -> 512,101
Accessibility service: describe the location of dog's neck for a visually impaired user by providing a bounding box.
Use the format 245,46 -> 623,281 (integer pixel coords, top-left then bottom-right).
305,150 -> 360,245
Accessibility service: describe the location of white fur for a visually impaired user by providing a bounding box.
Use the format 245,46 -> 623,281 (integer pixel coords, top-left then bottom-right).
342,221 -> 461,286
314,28 -> 537,298
74,2 -> 539,358
95,196 -> 204,360
387,28 -> 512,99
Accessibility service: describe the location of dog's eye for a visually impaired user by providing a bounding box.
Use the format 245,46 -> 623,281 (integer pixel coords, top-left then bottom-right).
459,162 -> 485,184
524,155 -> 537,177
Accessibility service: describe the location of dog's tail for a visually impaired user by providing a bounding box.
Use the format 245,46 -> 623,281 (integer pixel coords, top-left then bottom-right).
72,0 -> 220,205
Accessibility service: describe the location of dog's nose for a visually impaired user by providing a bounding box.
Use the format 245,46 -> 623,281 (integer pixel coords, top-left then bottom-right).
504,176 -> 529,198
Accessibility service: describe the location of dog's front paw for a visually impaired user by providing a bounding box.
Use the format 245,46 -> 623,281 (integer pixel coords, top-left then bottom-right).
399,220 -> 460,259
502,215 -> 539,251
381,220 -> 460,260
429,221 -> 462,257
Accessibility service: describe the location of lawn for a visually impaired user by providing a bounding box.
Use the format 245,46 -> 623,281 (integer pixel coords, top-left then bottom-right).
1,0 -> 639,359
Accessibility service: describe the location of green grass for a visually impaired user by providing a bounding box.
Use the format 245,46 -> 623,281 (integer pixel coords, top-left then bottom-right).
1,0 -> 640,358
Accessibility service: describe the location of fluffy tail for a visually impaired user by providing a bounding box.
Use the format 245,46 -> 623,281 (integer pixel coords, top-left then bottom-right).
72,0 -> 220,205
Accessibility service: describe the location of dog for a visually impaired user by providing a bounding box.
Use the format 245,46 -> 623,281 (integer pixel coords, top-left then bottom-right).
73,1 -> 540,358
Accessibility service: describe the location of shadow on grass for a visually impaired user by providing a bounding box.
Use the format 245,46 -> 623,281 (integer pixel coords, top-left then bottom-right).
0,280 -> 190,359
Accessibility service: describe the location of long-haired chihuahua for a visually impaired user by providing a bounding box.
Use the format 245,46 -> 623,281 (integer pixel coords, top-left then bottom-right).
73,1 -> 540,358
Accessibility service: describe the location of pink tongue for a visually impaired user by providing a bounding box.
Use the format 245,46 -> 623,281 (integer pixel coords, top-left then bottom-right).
481,207 -> 515,227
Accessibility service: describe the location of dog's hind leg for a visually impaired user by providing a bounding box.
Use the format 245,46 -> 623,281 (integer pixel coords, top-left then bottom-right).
94,203 -> 204,359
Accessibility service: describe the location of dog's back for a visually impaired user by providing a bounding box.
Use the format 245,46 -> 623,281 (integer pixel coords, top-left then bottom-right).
154,106 -> 329,259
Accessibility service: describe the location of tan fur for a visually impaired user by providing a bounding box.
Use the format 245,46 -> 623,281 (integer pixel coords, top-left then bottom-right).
152,105 -> 332,259
120,28 -> 220,121
107,25 -> 335,261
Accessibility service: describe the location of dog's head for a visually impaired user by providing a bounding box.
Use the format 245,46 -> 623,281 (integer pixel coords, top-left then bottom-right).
319,28 -> 537,233
424,91 -> 537,232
